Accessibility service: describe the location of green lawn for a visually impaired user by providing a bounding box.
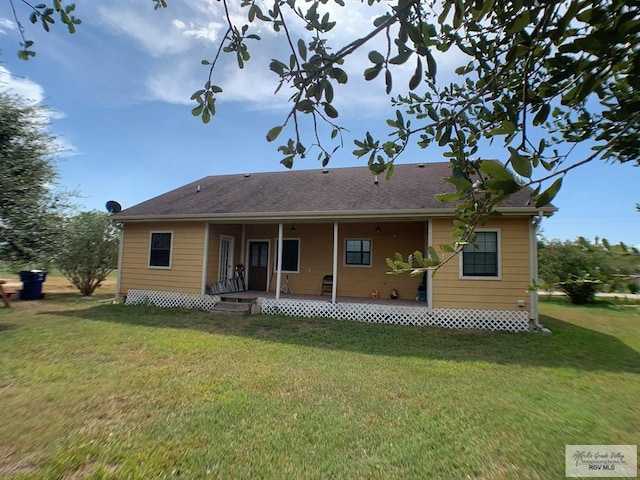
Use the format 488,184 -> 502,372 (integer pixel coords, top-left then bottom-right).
1,294 -> 638,479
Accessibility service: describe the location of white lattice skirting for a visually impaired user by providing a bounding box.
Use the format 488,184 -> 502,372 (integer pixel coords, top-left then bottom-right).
261,299 -> 530,332
123,290 -> 529,331
125,289 -> 219,311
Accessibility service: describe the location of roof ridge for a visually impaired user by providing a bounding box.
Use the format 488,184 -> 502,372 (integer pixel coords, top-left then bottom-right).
201,161 -> 450,180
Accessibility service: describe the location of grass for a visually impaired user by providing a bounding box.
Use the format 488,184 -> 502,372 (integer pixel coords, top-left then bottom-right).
0,288 -> 638,479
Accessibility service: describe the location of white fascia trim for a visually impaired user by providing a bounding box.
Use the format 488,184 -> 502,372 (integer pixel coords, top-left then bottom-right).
114,206 -> 556,223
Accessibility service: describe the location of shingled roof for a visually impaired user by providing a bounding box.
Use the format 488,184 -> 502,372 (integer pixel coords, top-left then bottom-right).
114,162 -> 555,222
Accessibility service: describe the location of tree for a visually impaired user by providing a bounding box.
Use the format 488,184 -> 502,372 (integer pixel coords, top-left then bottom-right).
538,237 -> 640,304
0,91 -> 68,268
55,211 -> 119,296
8,0 -> 639,268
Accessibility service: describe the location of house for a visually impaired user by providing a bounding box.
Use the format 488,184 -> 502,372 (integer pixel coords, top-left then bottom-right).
112,162 -> 556,331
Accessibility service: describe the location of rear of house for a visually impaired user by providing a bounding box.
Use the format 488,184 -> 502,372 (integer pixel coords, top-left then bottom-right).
113,162 -> 555,331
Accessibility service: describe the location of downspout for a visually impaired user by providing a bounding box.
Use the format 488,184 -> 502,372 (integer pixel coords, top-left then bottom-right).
275,223 -> 283,300
201,223 -> 210,295
332,222 -> 338,304
114,222 -> 125,303
426,219 -> 433,316
529,210 -> 544,331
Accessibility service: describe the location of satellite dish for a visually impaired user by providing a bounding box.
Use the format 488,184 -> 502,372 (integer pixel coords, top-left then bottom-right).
106,200 -> 122,214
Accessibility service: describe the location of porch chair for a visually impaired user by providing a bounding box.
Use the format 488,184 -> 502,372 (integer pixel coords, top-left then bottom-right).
320,275 -> 333,296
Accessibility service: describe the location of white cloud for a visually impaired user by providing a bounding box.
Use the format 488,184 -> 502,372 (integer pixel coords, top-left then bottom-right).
181,22 -> 222,43
0,17 -> 15,34
95,2 -> 224,57
0,66 -> 77,155
83,1 -> 462,116
0,65 -> 45,103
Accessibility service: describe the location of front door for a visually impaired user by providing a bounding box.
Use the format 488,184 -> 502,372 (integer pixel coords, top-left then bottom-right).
248,241 -> 269,291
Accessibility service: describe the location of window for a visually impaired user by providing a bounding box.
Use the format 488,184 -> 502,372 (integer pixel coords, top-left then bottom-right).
461,230 -> 499,277
345,239 -> 371,266
280,238 -> 300,273
149,232 -> 172,268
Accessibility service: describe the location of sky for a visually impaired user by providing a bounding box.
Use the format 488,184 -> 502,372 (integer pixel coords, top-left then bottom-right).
0,1 -> 638,246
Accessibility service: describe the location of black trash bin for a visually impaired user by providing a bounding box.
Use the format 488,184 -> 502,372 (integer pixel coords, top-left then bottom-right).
19,270 -> 47,300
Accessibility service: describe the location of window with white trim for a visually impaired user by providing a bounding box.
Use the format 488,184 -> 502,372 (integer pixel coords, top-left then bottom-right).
462,231 -> 499,277
345,239 -> 371,266
149,232 -> 172,268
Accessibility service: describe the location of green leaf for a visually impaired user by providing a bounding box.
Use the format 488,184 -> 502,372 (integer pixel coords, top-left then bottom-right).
269,60 -> 287,75
206,96 -> 216,116
385,163 -> 395,180
488,120 -> 516,136
191,105 -> 204,117
389,49 -> 412,65
386,257 -> 397,270
385,69 -> 392,94
508,147 -> 532,178
266,125 -> 283,142
364,65 -> 382,81
329,68 -> 348,84
368,50 -> 385,65
297,39 -> 307,61
435,192 -> 463,203
427,247 -> 440,263
280,156 -> 294,169
535,177 -> 563,207
201,107 -> 211,124
323,103 -> 338,119
409,57 -> 422,90
426,50 -> 437,80
508,11 -> 531,34
296,99 -> 315,113
190,89 -> 205,100
479,160 -> 513,181
533,103 -> 550,126
486,179 -> 521,195
440,243 -> 455,253
444,175 -> 473,191
437,125 -> 451,146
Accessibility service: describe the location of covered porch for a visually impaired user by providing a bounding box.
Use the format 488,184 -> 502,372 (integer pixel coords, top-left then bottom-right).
204,219 -> 432,305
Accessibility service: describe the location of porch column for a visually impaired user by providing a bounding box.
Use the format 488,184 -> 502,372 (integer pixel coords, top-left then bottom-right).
240,224 -> 246,266
332,222 -> 338,304
275,223 -> 284,300
426,219 -> 433,315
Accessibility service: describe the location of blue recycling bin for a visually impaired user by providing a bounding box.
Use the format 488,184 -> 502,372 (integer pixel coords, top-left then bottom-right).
19,270 -> 47,300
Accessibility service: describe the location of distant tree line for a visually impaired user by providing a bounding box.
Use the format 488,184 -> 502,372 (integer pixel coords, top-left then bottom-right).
538,237 -> 640,304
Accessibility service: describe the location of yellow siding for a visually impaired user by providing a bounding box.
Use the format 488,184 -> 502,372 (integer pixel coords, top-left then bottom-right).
207,225 -> 243,285
431,217 -> 532,312
333,222 -> 425,299
119,222 -> 207,296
